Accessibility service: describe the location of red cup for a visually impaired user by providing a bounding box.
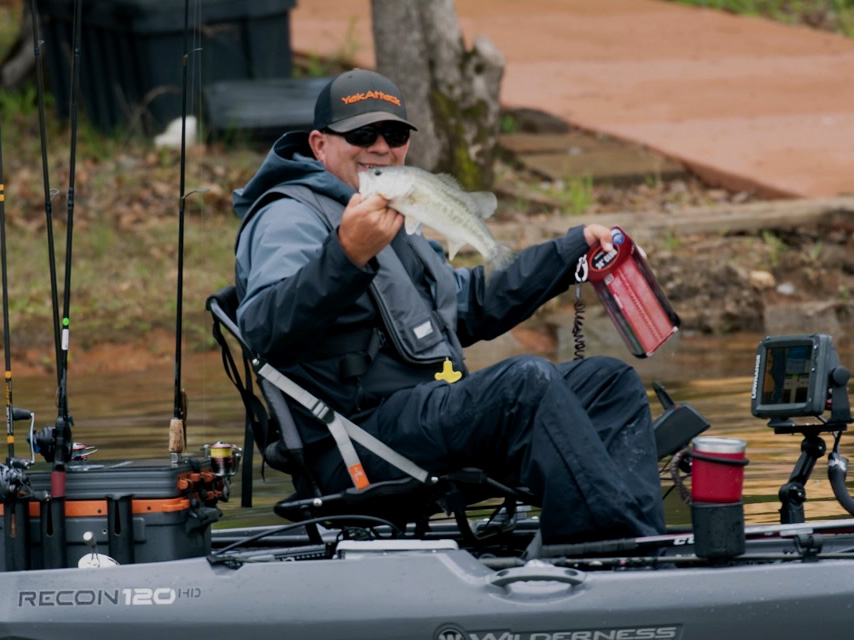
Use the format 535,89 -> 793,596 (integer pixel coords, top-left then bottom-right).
690,436 -> 747,503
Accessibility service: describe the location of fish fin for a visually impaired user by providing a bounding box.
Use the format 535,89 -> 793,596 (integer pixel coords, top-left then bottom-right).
434,173 -> 463,191
447,238 -> 465,260
484,243 -> 516,282
434,173 -> 497,219
404,216 -> 423,235
470,191 -> 498,219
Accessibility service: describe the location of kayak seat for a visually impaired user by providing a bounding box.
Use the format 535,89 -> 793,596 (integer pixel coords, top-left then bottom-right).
274,469 -> 531,542
206,285 -> 534,544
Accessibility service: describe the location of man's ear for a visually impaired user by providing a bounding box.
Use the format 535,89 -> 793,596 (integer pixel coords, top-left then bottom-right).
308,130 -> 326,162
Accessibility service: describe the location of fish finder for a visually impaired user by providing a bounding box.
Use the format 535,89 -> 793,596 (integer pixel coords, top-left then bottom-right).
751,334 -> 854,523
750,334 -> 841,421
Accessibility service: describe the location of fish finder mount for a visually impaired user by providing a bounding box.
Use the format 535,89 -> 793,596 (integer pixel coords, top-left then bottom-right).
751,334 -> 853,523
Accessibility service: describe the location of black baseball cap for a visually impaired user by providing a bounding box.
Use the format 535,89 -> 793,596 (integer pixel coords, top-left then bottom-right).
313,69 -> 417,133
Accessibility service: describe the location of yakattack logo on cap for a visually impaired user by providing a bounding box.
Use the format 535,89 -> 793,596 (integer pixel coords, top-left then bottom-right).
341,90 -> 402,107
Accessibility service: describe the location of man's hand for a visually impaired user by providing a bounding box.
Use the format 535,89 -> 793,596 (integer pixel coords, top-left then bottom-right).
338,192 -> 404,268
583,223 -> 614,253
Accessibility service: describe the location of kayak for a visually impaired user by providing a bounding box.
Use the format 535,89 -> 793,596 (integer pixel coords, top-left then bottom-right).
2,450 -> 854,640
3,3 -> 854,637
4,309 -> 853,640
2,495 -> 854,640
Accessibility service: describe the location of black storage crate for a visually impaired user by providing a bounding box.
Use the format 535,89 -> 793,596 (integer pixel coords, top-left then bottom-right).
36,0 -> 296,133
203,76 -> 330,145
0,458 -> 223,570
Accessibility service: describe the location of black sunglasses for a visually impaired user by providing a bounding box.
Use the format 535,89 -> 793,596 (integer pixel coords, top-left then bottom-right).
326,122 -> 411,148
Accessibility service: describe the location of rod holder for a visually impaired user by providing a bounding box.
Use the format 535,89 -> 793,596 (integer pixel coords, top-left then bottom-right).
3,498 -> 30,571
108,494 -> 135,564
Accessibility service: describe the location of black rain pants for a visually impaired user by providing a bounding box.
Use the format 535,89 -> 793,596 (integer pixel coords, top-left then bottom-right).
304,355 -> 666,544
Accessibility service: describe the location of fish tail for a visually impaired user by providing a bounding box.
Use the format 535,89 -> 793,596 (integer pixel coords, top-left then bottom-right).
484,243 -> 515,282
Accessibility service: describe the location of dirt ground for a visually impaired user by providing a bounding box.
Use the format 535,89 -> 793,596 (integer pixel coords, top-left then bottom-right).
503,204 -> 854,358
3,114 -> 849,379
42,171 -> 854,378
488,115 -> 854,351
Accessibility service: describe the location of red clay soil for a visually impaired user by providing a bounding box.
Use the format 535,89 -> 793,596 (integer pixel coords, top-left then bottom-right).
290,0 -> 854,198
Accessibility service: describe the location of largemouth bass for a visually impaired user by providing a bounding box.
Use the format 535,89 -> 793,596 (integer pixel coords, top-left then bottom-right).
358,166 -> 514,276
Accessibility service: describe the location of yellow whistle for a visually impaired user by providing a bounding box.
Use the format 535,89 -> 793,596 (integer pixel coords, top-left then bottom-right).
434,359 -> 462,384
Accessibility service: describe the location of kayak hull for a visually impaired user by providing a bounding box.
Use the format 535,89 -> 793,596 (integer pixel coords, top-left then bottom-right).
1,545 -> 852,640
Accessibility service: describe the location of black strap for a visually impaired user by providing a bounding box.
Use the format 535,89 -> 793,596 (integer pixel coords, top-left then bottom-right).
301,327 -> 383,379
338,328 -> 384,379
292,326 -> 384,380
211,315 -> 271,507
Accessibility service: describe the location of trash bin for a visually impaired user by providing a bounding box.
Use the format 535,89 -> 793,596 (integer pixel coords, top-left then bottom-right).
36,0 -> 296,133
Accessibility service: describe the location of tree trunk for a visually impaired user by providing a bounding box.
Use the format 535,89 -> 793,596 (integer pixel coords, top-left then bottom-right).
0,3 -> 35,91
370,0 -> 504,190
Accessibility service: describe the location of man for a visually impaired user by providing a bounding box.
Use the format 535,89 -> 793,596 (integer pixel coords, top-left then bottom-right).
233,69 -> 665,543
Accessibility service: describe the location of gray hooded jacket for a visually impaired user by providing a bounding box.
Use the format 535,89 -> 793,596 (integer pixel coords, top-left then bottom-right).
234,132 -> 590,443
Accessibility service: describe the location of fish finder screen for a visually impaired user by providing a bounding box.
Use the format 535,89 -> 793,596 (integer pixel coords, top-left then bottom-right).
762,345 -> 812,406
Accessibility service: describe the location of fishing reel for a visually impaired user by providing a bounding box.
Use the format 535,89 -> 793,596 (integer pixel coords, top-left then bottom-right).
31,425 -> 62,463
0,463 -> 32,501
31,424 -> 96,464
202,441 -> 242,478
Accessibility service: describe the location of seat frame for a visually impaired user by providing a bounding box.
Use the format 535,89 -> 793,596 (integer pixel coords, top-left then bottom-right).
206,285 -> 534,545
206,285 -> 709,545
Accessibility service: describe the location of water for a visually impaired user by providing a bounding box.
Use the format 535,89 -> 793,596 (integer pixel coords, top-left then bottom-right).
8,352 -> 294,529
9,331 -> 854,530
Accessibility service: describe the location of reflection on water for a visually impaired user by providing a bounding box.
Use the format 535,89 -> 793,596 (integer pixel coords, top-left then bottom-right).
9,331 -> 854,530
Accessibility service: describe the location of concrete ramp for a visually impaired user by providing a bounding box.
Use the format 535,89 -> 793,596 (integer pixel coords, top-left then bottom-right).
290,0 -> 854,198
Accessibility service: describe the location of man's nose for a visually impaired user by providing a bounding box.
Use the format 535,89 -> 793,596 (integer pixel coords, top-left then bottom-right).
367,133 -> 392,152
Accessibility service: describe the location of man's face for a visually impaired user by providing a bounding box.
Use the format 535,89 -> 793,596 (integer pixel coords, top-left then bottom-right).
308,122 -> 410,190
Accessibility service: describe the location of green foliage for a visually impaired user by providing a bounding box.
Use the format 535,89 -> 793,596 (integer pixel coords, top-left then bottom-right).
530,175 -> 596,215
0,86 -> 38,119
537,175 -> 595,215
808,241 -> 822,262
566,175 -> 595,215
662,229 -> 682,251
671,0 -> 854,36
644,173 -> 662,189
2,214 -> 238,352
294,54 -> 334,78
431,87 -> 494,190
499,113 -> 519,134
78,117 -> 130,161
761,229 -> 786,266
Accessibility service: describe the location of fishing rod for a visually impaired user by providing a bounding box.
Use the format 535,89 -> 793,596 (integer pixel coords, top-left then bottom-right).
30,0 -> 62,389
170,0 -> 206,465
42,0 -> 84,570
54,0 -> 83,463
0,9 -> 52,571
169,0 -> 193,465
0,90 -> 32,471
0,87 -> 13,464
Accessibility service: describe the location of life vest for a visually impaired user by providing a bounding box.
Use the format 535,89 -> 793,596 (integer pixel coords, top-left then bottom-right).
238,184 -> 467,372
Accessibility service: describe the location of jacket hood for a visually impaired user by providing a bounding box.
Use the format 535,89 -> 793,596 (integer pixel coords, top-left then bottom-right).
232,131 -> 354,219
